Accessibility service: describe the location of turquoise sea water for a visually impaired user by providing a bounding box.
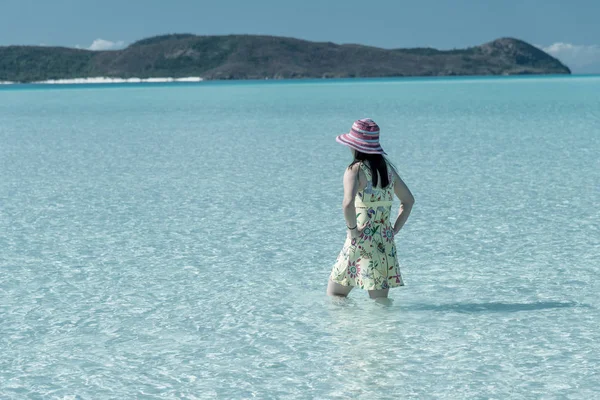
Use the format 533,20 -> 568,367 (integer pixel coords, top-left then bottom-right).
1,76 -> 599,399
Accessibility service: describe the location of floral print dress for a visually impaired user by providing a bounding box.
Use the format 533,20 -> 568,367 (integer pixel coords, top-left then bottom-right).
330,161 -> 404,290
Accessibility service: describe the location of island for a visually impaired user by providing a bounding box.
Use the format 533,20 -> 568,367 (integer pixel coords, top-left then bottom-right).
0,34 -> 570,83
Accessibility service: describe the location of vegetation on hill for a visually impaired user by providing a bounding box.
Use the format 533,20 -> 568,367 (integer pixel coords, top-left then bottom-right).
0,35 -> 570,83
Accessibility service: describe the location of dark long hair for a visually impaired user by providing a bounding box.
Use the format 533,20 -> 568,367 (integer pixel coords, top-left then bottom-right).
349,151 -> 396,188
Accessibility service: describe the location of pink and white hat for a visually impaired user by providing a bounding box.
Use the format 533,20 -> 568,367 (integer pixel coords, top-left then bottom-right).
336,118 -> 386,155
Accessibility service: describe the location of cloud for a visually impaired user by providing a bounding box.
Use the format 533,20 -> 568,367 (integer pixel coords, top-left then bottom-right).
88,38 -> 126,51
540,42 -> 600,73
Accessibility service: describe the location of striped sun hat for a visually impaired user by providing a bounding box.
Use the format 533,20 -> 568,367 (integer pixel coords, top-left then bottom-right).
336,118 -> 386,155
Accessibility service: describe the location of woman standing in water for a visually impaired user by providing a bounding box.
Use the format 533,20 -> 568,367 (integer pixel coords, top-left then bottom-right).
328,118 -> 415,299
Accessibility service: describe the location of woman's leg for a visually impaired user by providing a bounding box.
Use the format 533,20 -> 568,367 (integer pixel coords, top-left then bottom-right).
327,278 -> 353,297
368,288 -> 389,299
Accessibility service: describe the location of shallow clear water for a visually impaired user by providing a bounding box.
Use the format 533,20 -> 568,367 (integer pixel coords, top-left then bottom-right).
1,77 -> 599,399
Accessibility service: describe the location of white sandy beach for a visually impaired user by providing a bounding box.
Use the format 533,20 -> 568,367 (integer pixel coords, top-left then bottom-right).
1,77 -> 204,85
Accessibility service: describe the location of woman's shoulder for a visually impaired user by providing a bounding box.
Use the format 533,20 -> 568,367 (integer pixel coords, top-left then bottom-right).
343,162 -> 362,181
344,162 -> 368,188
356,161 -> 371,176
356,160 -> 371,172
384,159 -> 397,174
346,161 -> 368,171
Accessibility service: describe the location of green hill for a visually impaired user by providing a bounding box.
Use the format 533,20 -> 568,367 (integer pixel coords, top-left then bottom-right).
0,35 -> 570,83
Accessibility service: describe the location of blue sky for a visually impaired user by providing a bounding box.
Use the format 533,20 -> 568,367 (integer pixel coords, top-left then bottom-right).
1,0 -> 599,73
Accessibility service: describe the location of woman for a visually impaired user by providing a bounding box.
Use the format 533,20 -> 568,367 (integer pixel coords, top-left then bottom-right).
328,118 -> 415,299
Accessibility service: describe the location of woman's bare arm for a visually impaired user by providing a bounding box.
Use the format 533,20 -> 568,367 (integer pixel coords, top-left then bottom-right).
391,168 -> 415,235
342,164 -> 366,238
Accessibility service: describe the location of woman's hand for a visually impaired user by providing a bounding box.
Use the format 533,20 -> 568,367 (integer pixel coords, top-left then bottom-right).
347,224 -> 365,242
